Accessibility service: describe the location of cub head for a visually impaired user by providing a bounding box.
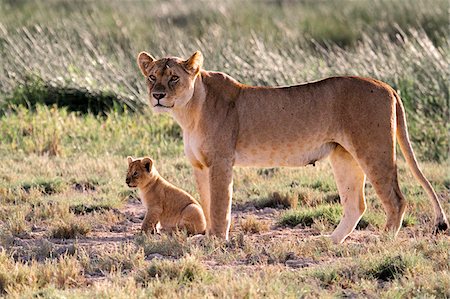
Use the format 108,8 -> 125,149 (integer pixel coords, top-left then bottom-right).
126,156 -> 154,188
137,51 -> 203,113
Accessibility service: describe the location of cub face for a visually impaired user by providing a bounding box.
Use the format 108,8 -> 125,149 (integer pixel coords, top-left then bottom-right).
126,156 -> 154,188
137,51 -> 203,113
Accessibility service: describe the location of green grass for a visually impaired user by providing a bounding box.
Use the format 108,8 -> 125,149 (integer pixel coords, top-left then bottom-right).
279,204 -> 342,228
0,0 -> 448,297
0,0 -> 448,161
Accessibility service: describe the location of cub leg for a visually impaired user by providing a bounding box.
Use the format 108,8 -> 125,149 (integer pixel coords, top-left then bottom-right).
208,161 -> 233,239
330,145 -> 367,244
141,206 -> 163,234
194,167 -> 211,230
178,204 -> 207,235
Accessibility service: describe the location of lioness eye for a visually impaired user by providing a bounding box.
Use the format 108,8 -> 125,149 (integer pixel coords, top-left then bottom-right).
170,75 -> 179,82
133,171 -> 138,176
148,75 -> 156,82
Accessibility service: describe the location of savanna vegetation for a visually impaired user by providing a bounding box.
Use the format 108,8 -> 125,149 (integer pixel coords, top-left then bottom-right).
0,0 -> 448,297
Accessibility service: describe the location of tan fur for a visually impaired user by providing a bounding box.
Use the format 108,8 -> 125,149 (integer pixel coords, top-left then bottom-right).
137,51 -> 448,243
126,156 -> 206,235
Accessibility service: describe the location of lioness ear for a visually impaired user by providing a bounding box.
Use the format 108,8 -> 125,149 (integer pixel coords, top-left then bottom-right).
184,51 -> 203,74
137,52 -> 156,77
141,157 -> 153,173
127,156 -> 133,165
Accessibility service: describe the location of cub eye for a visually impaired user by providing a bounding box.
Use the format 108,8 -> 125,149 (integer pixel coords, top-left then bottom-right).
170,75 -> 179,82
148,75 -> 156,82
132,171 -> 138,177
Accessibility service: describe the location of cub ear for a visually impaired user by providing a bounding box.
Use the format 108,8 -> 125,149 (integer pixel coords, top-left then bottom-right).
183,51 -> 203,74
137,52 -> 156,77
127,156 -> 133,165
141,157 -> 153,173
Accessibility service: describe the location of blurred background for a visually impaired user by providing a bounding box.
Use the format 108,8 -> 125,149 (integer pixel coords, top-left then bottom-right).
0,0 -> 448,161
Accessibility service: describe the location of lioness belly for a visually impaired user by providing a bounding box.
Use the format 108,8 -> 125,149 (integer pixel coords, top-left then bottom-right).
234,142 -> 336,167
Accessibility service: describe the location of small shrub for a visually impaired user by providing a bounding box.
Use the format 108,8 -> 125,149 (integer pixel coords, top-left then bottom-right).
5,209 -> 29,236
312,268 -> 340,287
134,232 -> 189,258
93,244 -> 145,273
279,205 -> 342,228
50,220 -> 90,239
38,255 -> 85,288
322,193 -> 340,204
254,191 -> 298,210
27,201 -> 69,221
0,250 -> 29,294
402,214 -> 417,227
137,256 -> 206,284
309,180 -> 334,193
366,255 -> 415,281
256,168 -> 279,178
20,178 -> 66,195
0,251 -> 83,294
0,228 -> 14,249
356,212 -> 384,230
240,216 -> 269,234
69,203 -> 116,215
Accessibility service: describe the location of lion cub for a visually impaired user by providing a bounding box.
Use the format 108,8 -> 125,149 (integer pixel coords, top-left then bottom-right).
126,156 -> 206,235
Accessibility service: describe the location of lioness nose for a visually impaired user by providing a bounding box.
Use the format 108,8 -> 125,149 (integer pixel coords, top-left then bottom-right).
152,92 -> 166,100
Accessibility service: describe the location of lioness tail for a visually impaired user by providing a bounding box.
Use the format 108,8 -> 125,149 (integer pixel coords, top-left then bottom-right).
394,91 -> 448,232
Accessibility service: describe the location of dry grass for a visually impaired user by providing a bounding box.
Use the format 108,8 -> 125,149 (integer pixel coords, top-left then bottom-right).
50,219 -> 91,239
0,107 -> 447,296
239,215 -> 270,234
0,251 -> 84,295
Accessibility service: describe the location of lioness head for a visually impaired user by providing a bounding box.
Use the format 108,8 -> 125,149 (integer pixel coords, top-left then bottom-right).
126,156 -> 155,188
137,51 -> 203,113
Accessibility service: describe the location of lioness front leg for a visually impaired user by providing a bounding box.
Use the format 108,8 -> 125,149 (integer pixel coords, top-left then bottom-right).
208,161 -> 233,239
194,167 -> 211,231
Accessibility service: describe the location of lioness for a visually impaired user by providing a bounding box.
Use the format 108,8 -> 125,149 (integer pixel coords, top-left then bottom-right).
126,156 -> 206,235
136,51 -> 448,243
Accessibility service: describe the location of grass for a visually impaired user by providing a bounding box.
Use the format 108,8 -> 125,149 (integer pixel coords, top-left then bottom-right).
0,251 -> 84,294
0,0 -> 448,297
0,1 -> 448,161
0,108 -> 447,296
50,219 -> 91,239
0,112 -> 447,298
134,232 -> 190,259
279,204 -> 342,228
136,256 -> 207,285
243,191 -> 298,210
239,215 -> 270,234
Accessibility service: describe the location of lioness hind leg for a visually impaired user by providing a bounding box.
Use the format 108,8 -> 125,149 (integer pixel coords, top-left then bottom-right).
179,204 -> 207,235
330,146 -> 367,244
355,155 -> 407,236
369,171 -> 406,235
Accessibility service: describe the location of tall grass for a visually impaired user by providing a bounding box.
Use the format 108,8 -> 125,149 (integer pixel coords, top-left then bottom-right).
0,2 -> 448,297
0,0 -> 447,160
